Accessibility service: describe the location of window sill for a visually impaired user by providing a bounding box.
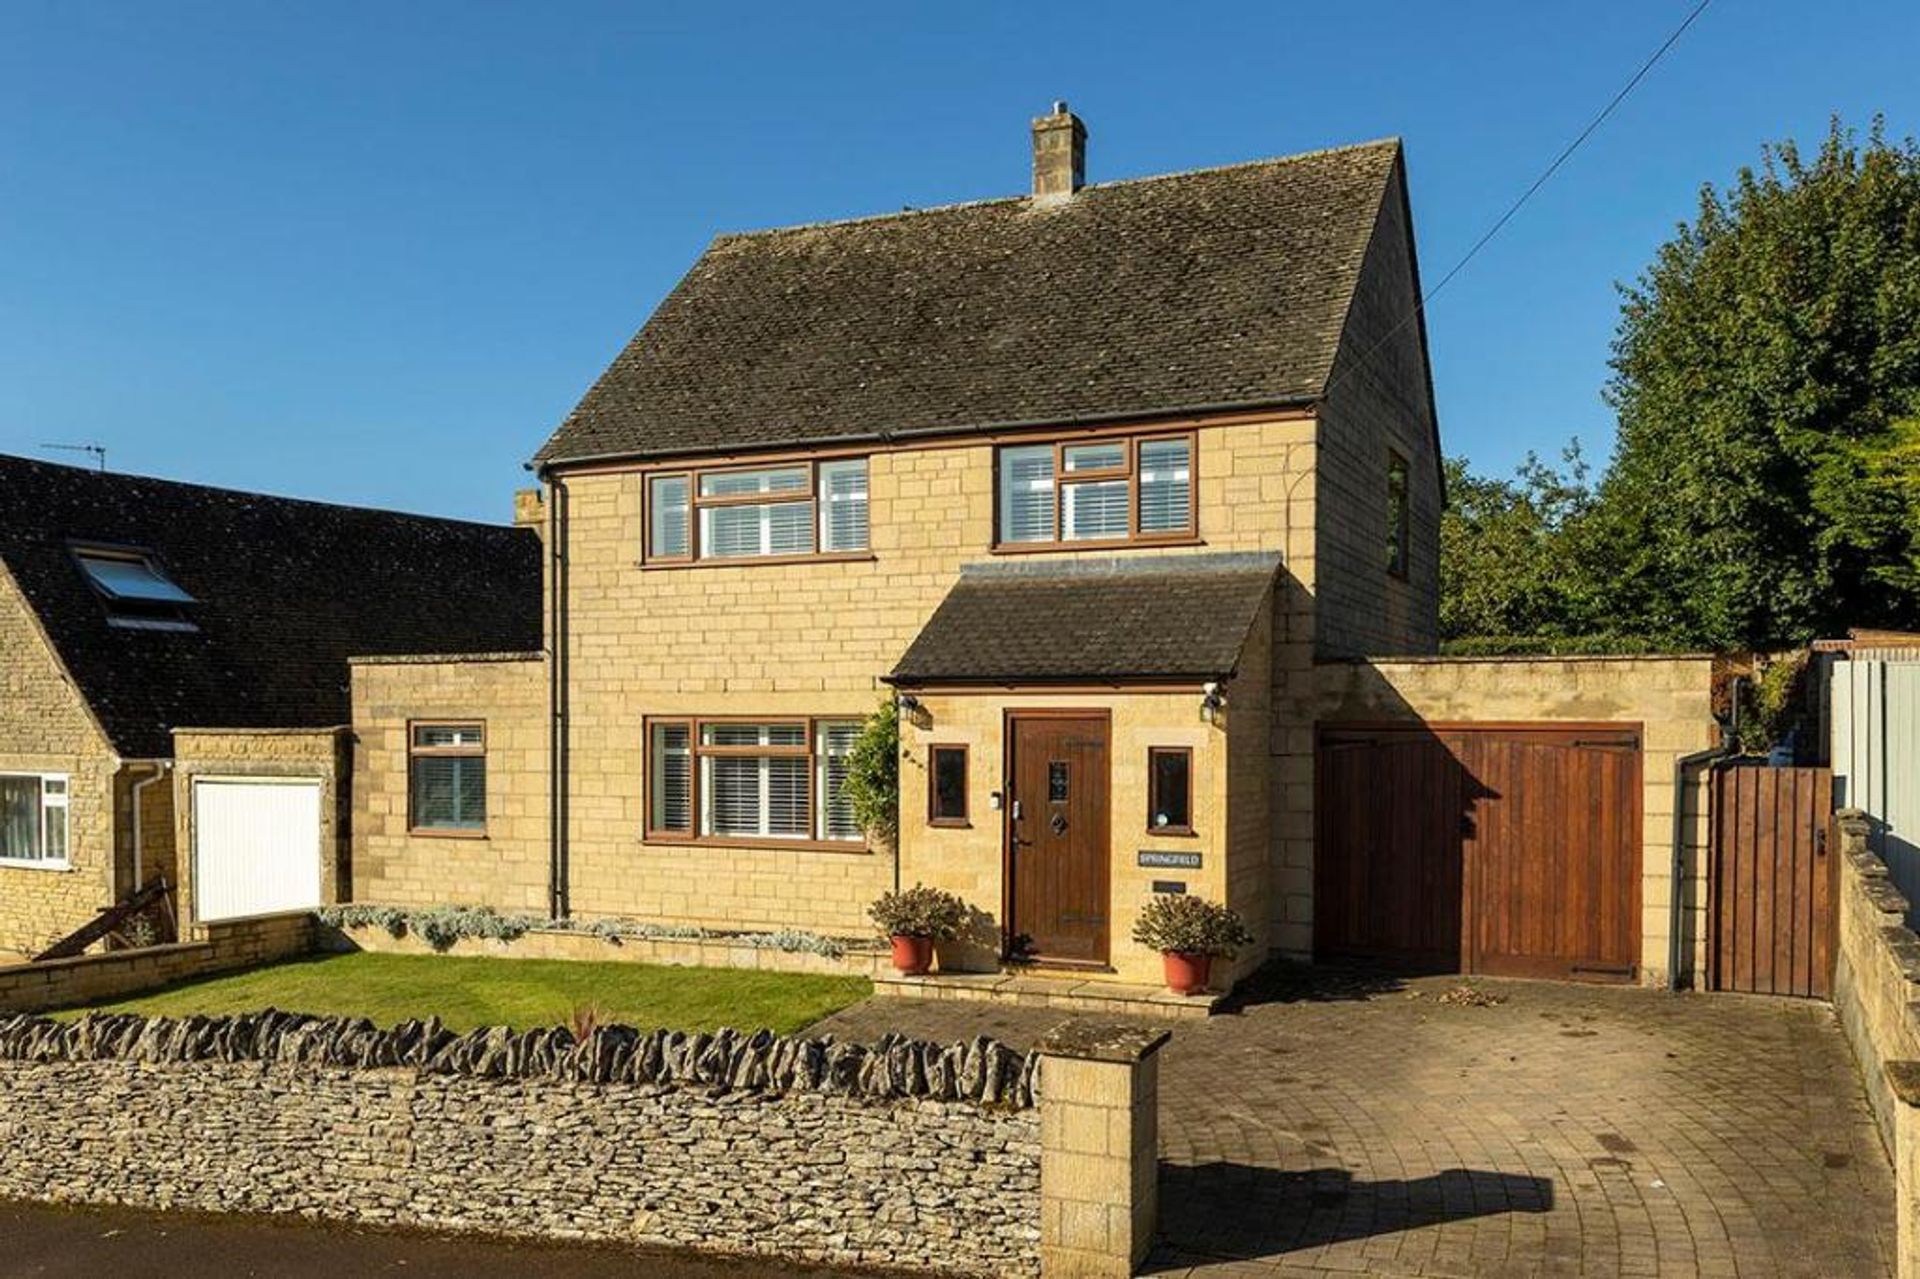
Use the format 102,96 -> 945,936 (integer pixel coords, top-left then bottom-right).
408,828 -> 489,840
1145,826 -> 1198,838
0,859 -> 72,873
928,819 -> 973,830
640,834 -> 871,855
637,551 -> 876,571
989,535 -> 1203,556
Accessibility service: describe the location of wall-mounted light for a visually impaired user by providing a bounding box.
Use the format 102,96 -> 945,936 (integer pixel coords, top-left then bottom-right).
895,691 -> 931,730
1200,681 -> 1226,725
897,694 -> 921,713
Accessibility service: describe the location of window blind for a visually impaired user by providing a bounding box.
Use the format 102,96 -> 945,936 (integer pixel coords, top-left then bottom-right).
650,722 -> 692,831
1138,439 -> 1192,533
817,721 -> 861,840
999,444 -> 1055,543
817,459 -> 869,552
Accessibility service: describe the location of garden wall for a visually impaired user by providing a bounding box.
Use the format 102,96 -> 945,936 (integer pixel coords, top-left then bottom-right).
1832,808 -> 1920,1153
0,912 -> 313,1014
0,1013 -> 1047,1276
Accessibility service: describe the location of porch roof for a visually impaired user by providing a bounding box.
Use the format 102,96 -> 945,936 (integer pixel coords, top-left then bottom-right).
887,551 -> 1280,686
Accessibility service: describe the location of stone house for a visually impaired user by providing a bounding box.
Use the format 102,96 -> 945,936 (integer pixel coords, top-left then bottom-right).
358,107 -> 1721,990
0,455 -> 540,958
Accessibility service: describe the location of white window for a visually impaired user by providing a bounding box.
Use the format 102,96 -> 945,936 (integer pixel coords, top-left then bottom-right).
818,459 -> 870,553
816,720 -> 861,841
998,444 -> 1056,543
699,722 -> 810,838
1138,438 -> 1193,534
648,474 -> 691,560
0,774 -> 69,867
995,435 -> 1195,546
699,466 -> 813,560
647,720 -> 692,834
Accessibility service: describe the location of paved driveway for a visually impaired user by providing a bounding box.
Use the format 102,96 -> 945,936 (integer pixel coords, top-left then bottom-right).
813,968 -> 1895,1278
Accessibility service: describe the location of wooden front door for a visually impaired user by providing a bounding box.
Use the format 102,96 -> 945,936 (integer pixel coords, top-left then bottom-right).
1007,713 -> 1111,965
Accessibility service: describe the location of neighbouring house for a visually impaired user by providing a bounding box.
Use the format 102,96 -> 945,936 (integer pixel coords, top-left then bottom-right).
0,455 -> 541,957
357,106 -> 1720,990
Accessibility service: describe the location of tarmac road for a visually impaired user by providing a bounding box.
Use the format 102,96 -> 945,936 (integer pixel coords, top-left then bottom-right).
0,1200 -> 878,1278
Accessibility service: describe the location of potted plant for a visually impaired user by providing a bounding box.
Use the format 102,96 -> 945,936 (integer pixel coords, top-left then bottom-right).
1131,895 -> 1255,995
869,884 -> 968,975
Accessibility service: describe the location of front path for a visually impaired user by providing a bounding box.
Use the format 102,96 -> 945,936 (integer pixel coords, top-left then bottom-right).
812,969 -> 1895,1278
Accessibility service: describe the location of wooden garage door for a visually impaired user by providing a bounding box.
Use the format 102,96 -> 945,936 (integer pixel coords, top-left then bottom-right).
1316,725 -> 1642,982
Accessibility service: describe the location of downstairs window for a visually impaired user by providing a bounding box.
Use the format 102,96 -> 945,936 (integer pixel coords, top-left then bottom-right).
646,717 -> 864,845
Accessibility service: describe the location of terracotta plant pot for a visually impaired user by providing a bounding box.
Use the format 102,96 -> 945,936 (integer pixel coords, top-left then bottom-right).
1162,951 -> 1213,995
891,934 -> 935,976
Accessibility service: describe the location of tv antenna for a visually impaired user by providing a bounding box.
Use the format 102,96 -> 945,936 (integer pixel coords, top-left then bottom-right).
40,442 -> 107,472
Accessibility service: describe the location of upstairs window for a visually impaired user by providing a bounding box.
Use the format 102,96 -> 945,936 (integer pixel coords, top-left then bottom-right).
0,774 -> 68,866
1386,451 -> 1411,578
645,716 -> 864,845
995,434 -> 1195,548
409,723 -> 486,835
73,546 -> 198,632
645,459 -> 869,564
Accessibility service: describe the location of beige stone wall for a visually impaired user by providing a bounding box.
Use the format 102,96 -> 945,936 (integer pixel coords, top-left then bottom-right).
349,656 -> 549,915
1312,153 -> 1442,661
0,912 -> 314,1014
556,415 -> 1314,940
1832,811 -> 1920,1154
1282,655 -> 1718,985
898,671 -> 1267,987
0,563 -> 118,955
171,729 -> 350,930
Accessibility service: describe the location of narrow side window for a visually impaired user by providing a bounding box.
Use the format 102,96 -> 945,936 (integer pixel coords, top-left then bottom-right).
1147,747 -> 1193,835
928,745 -> 969,826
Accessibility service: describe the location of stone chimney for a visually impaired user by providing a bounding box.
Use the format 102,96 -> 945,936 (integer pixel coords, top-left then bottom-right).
1031,101 -> 1086,199
513,488 -> 545,541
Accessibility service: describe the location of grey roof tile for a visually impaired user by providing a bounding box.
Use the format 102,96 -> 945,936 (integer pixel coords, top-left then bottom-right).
536,140 -> 1401,465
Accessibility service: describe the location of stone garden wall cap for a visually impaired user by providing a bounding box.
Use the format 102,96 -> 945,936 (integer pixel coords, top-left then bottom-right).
1036,1019 -> 1171,1063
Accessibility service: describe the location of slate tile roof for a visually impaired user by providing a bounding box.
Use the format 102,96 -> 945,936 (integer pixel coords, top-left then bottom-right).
0,455 -> 543,757
535,139 -> 1402,466
888,552 -> 1281,685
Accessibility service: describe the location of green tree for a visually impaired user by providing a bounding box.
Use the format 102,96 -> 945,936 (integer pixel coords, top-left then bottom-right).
1601,117 -> 1920,648
1439,446 -> 1609,644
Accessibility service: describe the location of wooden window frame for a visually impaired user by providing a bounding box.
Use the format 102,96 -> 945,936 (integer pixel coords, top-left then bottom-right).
926,743 -> 970,828
641,459 -> 873,568
1146,746 -> 1196,837
992,431 -> 1199,553
408,720 -> 487,839
1386,449 -> 1411,580
642,715 -> 868,851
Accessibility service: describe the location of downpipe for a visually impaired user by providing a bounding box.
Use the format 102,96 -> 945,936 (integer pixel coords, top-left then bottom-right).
1668,678 -> 1741,990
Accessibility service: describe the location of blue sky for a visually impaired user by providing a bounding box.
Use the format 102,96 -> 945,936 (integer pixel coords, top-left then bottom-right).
2,1 -> 1916,523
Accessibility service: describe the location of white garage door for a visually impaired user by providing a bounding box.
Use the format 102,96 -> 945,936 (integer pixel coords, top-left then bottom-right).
193,778 -> 323,922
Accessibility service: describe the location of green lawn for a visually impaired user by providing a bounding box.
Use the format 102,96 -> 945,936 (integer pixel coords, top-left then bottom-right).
57,952 -> 871,1035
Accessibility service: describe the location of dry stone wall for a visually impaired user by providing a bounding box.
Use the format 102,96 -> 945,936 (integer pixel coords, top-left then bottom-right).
0,1012 -> 1041,1276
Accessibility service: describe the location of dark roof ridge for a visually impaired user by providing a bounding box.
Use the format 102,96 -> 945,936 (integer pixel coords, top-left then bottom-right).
0,453 -> 513,532
713,136 -> 1404,243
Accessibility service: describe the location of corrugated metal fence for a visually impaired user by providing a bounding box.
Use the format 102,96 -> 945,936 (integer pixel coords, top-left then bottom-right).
1831,659 -> 1920,923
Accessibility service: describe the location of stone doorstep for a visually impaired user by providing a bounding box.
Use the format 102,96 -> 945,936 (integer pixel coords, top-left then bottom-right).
872,970 -> 1224,1020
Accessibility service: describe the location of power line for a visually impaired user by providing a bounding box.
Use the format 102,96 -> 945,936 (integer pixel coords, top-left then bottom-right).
1329,0 -> 1713,397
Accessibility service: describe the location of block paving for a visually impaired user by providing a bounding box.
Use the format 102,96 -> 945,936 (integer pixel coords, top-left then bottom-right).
812,967 -> 1896,1277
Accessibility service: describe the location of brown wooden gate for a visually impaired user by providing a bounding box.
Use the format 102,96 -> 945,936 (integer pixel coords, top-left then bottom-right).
1316,724 -> 1642,982
1709,764 -> 1834,997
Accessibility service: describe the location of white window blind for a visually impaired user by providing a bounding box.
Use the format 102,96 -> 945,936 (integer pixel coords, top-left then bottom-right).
649,475 -> 691,558
999,444 -> 1055,543
817,459 -> 869,552
0,774 -> 68,865
699,722 -> 810,838
1137,438 -> 1192,533
701,496 -> 814,558
816,721 -> 861,841
1063,479 -> 1129,540
649,722 -> 692,831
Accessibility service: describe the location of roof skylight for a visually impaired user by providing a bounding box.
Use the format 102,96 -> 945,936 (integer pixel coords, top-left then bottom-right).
75,550 -> 196,604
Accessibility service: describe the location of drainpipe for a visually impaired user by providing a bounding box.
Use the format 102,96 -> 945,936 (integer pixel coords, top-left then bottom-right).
546,476 -> 571,922
129,761 -> 172,893
1668,678 -> 1741,990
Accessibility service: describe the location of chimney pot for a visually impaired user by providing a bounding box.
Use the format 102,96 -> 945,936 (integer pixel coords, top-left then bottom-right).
1031,102 -> 1086,199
